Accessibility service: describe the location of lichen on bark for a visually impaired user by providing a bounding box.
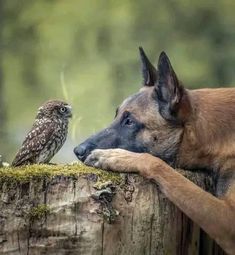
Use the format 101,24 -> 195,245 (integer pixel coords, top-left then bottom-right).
28,204 -> 50,221
0,163 -> 122,186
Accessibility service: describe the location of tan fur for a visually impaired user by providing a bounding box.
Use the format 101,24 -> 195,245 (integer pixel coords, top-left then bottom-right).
85,86 -> 235,254
179,88 -> 235,171
117,88 -> 184,161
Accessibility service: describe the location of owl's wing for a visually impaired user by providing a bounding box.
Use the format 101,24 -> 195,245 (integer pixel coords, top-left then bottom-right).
12,121 -> 55,166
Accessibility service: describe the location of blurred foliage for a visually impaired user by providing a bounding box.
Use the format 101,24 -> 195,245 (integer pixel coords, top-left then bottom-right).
0,0 -> 235,162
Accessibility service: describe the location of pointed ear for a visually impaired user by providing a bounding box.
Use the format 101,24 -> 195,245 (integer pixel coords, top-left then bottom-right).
139,47 -> 158,86
155,52 -> 190,123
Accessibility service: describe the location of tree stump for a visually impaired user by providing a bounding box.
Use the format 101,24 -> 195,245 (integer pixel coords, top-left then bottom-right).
0,164 -> 225,255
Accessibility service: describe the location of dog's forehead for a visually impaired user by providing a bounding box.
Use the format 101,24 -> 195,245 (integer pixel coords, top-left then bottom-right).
119,87 -> 157,116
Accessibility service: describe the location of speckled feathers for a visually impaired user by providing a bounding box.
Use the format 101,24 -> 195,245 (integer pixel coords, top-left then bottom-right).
12,100 -> 72,167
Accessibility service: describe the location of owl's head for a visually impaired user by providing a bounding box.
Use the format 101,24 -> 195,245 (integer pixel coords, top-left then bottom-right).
36,100 -> 72,120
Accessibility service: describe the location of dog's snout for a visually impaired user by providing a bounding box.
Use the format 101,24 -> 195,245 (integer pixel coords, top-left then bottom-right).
74,143 -> 96,162
74,127 -> 117,162
74,145 -> 86,158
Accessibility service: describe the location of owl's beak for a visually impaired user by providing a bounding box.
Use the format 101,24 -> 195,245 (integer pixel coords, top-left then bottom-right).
66,105 -> 73,118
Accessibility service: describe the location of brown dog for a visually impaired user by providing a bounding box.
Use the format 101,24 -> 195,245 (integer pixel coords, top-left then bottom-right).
74,48 -> 235,254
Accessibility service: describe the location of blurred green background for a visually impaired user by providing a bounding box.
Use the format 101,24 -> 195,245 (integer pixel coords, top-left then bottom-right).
0,0 -> 235,163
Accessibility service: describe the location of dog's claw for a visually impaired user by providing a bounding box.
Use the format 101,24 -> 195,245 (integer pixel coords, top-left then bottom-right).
84,155 -> 96,167
84,151 -> 100,168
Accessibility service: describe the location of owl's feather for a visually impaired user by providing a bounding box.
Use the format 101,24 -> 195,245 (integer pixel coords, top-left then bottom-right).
12,100 -> 72,167
12,121 -> 55,166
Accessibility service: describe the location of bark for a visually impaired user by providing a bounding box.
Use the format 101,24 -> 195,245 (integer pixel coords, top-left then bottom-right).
0,169 -> 225,255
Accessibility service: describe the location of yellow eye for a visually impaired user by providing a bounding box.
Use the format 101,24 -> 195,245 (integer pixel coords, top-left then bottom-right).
60,107 -> 67,113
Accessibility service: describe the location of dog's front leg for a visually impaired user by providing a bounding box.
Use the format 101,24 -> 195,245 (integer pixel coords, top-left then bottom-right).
85,148 -> 153,173
85,148 -> 235,254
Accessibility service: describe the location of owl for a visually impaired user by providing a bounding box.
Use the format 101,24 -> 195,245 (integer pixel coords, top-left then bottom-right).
12,100 -> 72,167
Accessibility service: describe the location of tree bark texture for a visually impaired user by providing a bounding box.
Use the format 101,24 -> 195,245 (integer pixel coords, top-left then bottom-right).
0,170 -> 226,255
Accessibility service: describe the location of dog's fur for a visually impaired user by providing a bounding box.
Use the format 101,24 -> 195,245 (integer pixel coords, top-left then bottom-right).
74,48 -> 235,254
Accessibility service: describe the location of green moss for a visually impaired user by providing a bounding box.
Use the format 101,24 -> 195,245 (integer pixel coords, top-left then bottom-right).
0,162 -> 121,185
29,204 -> 50,220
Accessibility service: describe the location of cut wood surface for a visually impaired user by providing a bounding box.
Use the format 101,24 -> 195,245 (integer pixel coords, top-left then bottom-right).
0,164 -> 225,255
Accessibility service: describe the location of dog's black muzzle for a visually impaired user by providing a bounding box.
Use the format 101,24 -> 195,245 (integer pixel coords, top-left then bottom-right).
73,142 -> 97,162
74,128 -> 120,162
74,121 -> 149,162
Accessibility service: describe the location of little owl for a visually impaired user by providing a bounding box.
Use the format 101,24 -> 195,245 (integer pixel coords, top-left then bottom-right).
12,100 -> 72,167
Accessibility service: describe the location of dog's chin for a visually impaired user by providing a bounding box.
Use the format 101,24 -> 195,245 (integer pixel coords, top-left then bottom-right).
77,155 -> 87,163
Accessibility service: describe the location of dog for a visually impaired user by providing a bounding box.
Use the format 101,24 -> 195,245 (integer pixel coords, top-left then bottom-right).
74,47 -> 235,254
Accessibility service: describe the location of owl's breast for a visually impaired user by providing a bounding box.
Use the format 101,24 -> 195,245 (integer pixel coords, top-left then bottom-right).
37,122 -> 68,163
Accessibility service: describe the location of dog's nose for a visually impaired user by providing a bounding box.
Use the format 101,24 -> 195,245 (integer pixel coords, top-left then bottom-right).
74,145 -> 86,158
74,143 -> 96,162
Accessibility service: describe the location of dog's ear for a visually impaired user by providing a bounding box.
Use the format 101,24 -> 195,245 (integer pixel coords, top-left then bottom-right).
139,47 -> 158,86
155,52 -> 190,123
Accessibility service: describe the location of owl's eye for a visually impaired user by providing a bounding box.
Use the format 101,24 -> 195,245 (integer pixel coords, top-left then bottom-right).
59,107 -> 67,113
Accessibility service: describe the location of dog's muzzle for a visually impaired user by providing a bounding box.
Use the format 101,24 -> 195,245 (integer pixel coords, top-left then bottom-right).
74,142 -> 96,162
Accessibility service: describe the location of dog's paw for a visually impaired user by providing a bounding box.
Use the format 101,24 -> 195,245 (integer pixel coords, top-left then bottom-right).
84,149 -> 140,173
84,149 -> 106,169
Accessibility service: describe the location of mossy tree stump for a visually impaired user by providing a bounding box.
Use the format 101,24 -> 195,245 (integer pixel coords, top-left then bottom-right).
0,164 -> 225,255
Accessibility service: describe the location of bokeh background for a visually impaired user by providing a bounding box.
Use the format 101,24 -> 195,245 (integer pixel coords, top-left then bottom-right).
0,0 -> 235,163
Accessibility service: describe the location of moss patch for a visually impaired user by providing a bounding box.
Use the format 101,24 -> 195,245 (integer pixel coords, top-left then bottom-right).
29,204 -> 50,221
0,162 -> 121,185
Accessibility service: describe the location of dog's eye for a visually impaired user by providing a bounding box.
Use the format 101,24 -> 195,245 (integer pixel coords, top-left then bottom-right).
59,107 -> 67,113
124,117 -> 134,126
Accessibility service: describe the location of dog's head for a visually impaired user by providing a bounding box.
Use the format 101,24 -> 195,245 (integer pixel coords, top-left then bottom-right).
74,48 -> 191,165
